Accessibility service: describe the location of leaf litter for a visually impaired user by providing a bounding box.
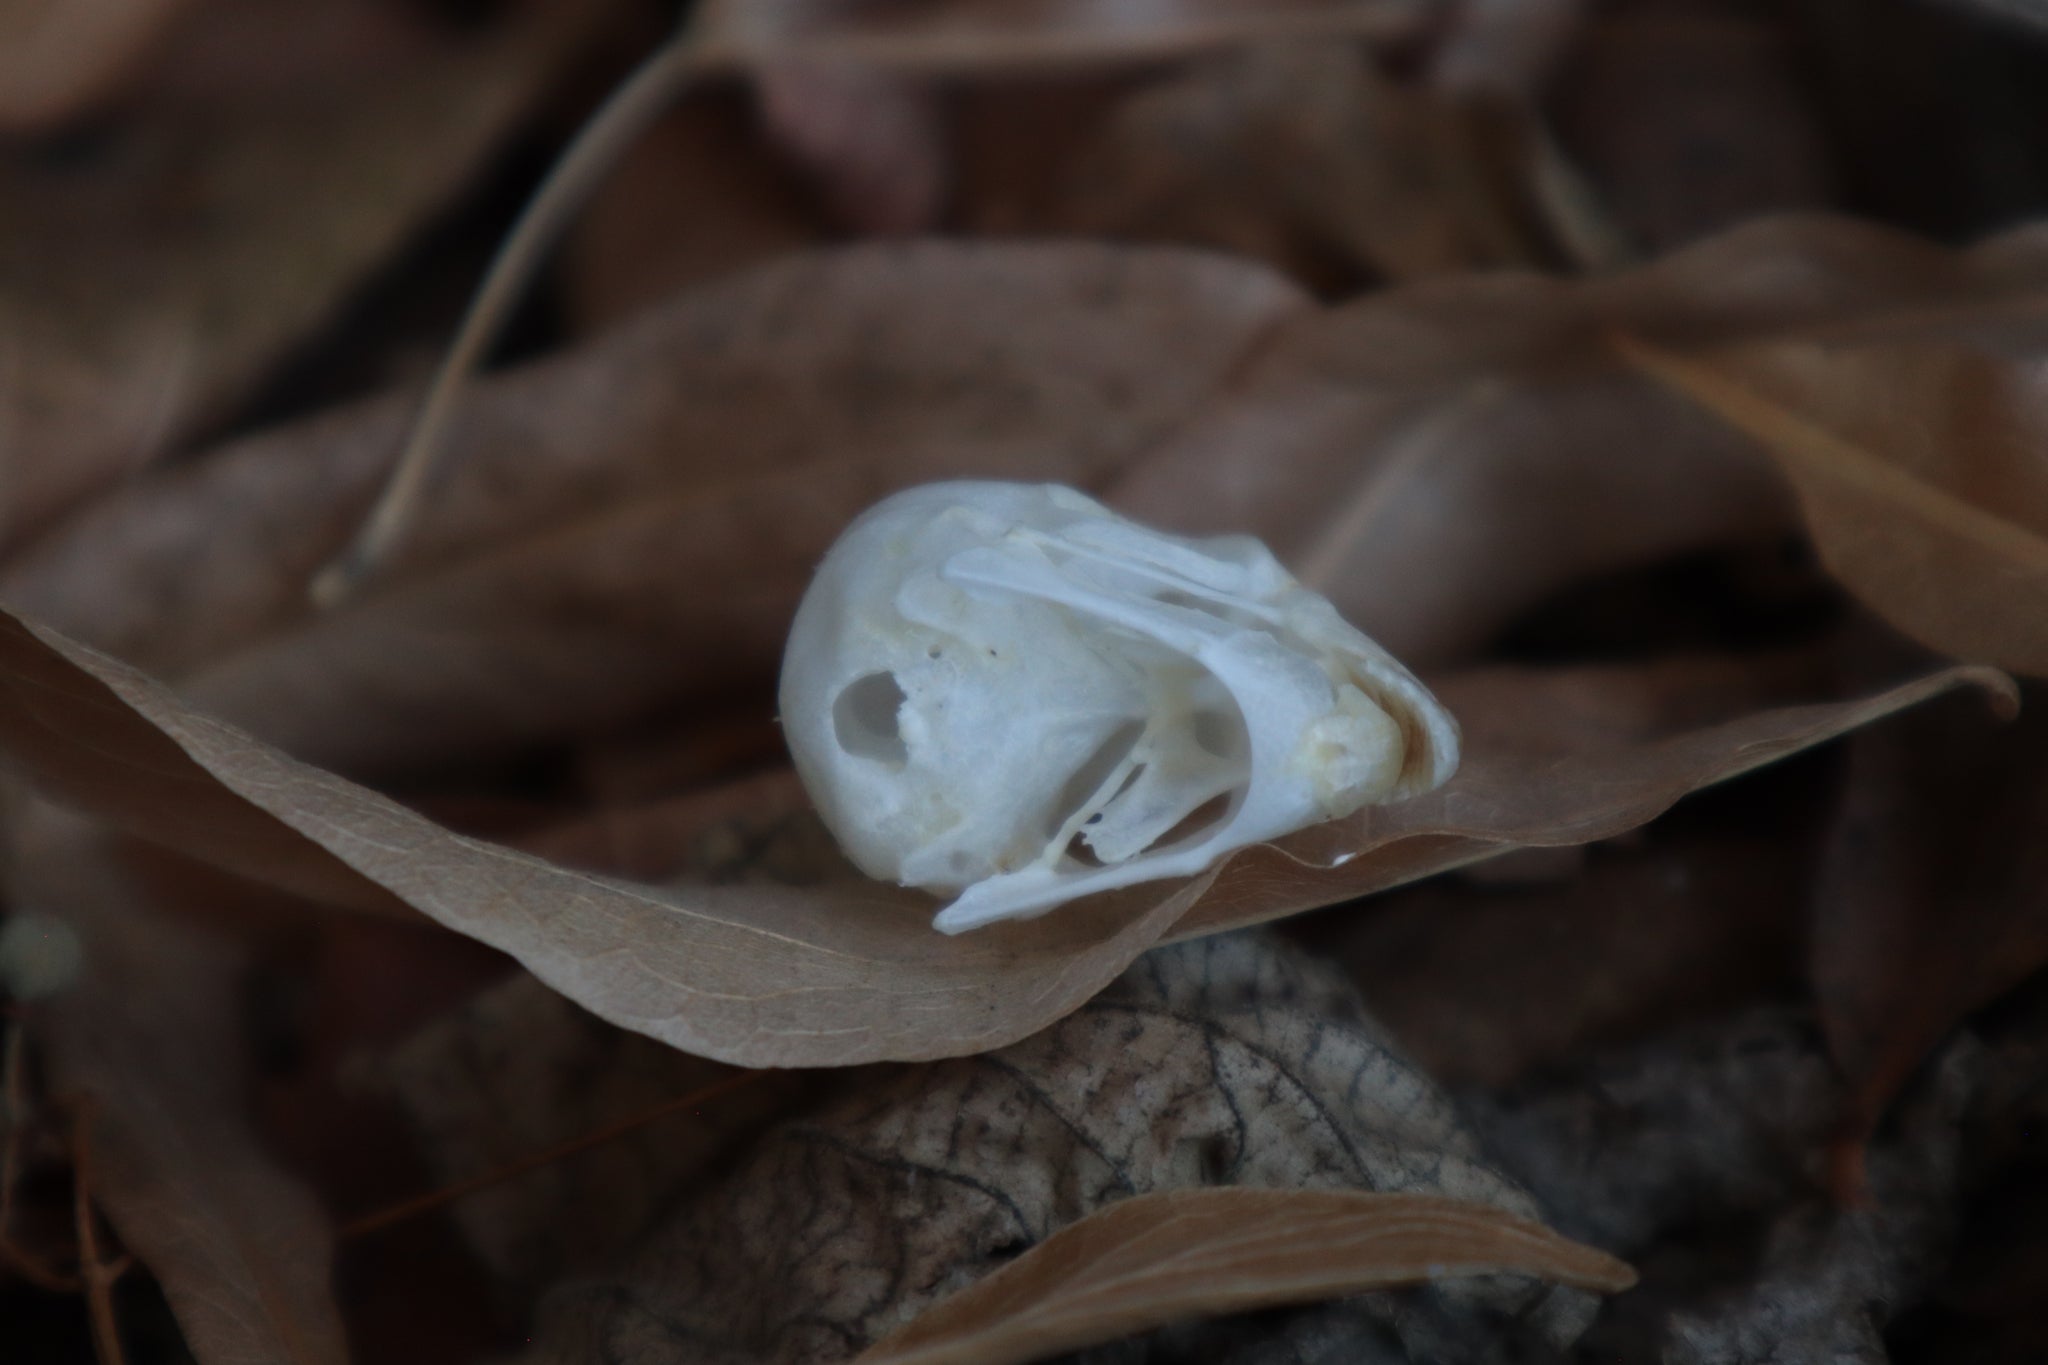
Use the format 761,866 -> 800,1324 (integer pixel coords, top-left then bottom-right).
0,600 -> 2007,1066
0,0 -> 604,554
9,3 -> 2048,1362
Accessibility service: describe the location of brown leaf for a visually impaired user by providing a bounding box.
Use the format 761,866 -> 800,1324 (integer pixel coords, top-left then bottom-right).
855,1188 -> 1635,1365
701,0 -> 1443,260
14,813 -> 348,1364
376,972 -> 807,1293
1173,656 -> 2015,939
0,601 -> 2007,1069
1552,13 -> 1838,252
1623,335 -> 2048,676
562,87 -> 827,332
1465,1007 -> 1978,1361
515,769 -> 848,888
0,0 -> 197,128
1309,823 -> 1810,1085
57,219 -> 2048,782
0,0 -> 581,550
2,244 -> 1303,708
1425,0 -> 1582,97
521,933 -> 1606,1365
697,0 -> 1431,71
22,219 -> 2045,765
0,601 -> 1207,1066
1808,685 -> 2048,1137
1111,216 -> 2048,668
957,40 -> 1549,290
757,58 -> 952,235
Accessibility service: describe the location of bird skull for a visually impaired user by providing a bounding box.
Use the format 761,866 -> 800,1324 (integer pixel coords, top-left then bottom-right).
779,481 -> 1458,933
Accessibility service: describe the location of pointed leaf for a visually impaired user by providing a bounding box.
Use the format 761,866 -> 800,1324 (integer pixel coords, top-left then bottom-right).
1620,335 -> 2048,675
855,1188 -> 1635,1365
18,817 -> 349,1365
0,605 -> 2009,1067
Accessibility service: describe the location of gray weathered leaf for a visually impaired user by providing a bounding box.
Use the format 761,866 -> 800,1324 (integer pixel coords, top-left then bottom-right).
518,933 -> 1604,1365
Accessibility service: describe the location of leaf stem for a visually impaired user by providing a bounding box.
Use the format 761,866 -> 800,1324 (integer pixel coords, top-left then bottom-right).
70,1106 -> 132,1365
310,23 -> 712,607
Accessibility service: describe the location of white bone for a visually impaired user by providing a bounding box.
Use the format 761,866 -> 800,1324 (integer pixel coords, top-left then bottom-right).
778,482 -> 1459,933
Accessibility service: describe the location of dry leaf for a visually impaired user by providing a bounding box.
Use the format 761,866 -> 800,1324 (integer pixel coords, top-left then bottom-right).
1425,0 -> 1582,96
569,702 -> 788,807
3,244 -> 1301,695
378,973 -> 807,1294
519,932 -> 1607,1365
1624,335 -> 2048,676
0,0 -> 198,128
757,58 -> 952,235
1308,822 -> 1809,1085
20,218 -> 2045,743
13,812 -> 349,1364
1552,12 -> 1837,252
0,602 -> 2004,1069
563,87 -> 827,332
67,219 -> 2048,782
958,41 -> 1547,289
697,0 -> 1432,71
0,0 -> 580,551
1172,656 -> 2013,939
0,600 -> 1208,1066
704,0 -> 1448,269
1110,216 -> 2048,668
515,769 -> 849,888
854,1187 -> 1635,1365
1465,1008 -> 1979,1362
1808,684 -> 2048,1137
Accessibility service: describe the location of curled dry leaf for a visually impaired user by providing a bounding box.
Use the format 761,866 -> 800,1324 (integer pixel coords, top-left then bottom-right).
1172,656 -> 2015,939
3,245 -> 1301,750
853,1187 -> 1636,1365
0,0 -> 582,552
1111,215 -> 2048,668
1623,335 -> 2048,676
26,217 -> 2048,786
0,602 -> 2009,1068
518,933 -> 1605,1365
13,220 -> 2048,779
10,812 -> 349,1365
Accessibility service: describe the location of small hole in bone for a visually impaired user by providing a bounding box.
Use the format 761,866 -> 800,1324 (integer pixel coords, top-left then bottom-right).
832,672 -> 910,767
1044,720 -> 1146,838
1190,708 -> 1246,759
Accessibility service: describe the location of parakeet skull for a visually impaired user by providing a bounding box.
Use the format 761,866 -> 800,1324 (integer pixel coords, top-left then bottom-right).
778,482 -> 1458,933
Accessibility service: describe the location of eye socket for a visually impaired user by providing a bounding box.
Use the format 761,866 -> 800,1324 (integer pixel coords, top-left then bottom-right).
832,672 -> 909,767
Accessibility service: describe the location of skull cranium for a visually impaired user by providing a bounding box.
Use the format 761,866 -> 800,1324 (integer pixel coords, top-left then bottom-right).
778,482 -> 1458,932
